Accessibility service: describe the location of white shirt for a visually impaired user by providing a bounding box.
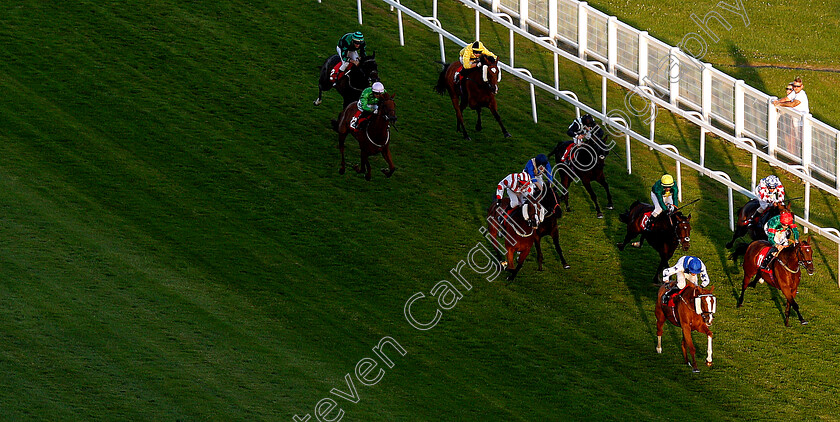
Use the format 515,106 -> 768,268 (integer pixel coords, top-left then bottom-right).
790,89 -> 809,113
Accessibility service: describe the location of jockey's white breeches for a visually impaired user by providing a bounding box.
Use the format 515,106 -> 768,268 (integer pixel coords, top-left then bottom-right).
337,48 -> 360,71
774,231 -> 789,247
651,191 -> 675,217
508,190 -> 526,208
674,272 -> 699,290
757,199 -> 773,212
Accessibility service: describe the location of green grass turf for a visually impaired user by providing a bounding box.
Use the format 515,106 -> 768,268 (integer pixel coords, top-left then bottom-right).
0,0 -> 839,420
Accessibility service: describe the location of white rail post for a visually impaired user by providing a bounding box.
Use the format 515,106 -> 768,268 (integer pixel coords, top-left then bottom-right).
734,80 -> 745,139
357,0 -> 363,25
475,0 -> 480,41
396,0 -> 405,46
539,37 -> 560,99
710,171 -> 735,231
662,145 -> 682,202
577,2 -> 588,59
638,31 -> 648,86
548,0 -> 558,39
514,68 -> 538,123
767,97 -> 778,160
607,17 -> 617,74
433,0 -> 437,19
519,0 -> 528,30
491,0 -> 499,12
589,61 -> 608,118
740,138 -> 759,189
649,103 -> 656,143
669,47 -> 680,106
700,64 -> 712,168
836,131 -> 840,191
802,114 -> 813,231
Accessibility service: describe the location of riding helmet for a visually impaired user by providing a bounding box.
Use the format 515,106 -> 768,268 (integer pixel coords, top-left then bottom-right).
686,257 -> 703,274
472,40 -> 485,54
352,31 -> 364,42
535,154 -> 549,168
582,114 -> 595,127
661,174 -> 675,187
371,82 -> 385,93
765,175 -> 780,189
780,211 -> 794,225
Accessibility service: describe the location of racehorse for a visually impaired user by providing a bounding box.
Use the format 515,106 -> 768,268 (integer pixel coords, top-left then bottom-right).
548,138 -> 614,218
315,53 -> 380,108
725,200 -> 789,249
333,92 -> 397,181
486,197 -> 541,281
434,55 -> 511,140
731,239 -> 814,326
655,283 -> 716,373
616,201 -> 692,283
531,186 -> 571,271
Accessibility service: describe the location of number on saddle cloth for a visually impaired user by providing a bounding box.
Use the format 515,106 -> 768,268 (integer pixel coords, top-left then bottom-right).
755,246 -> 772,268
559,141 -> 576,162
638,211 -> 653,231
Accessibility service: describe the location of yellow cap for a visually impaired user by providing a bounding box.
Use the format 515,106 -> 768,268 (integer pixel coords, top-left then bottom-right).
661,174 -> 674,187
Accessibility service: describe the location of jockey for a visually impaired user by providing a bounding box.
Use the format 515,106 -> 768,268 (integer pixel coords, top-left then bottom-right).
549,114 -> 606,162
494,171 -> 535,220
760,211 -> 800,271
651,174 -> 679,218
349,82 -> 386,131
753,175 -> 786,218
662,256 -> 710,304
524,154 -> 553,193
455,41 -> 497,88
332,31 -> 367,83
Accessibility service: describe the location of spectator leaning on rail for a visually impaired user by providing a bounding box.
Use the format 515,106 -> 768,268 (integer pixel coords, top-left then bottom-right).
773,77 -> 809,113
661,256 -> 710,304
753,175 -> 786,219
759,211 -> 800,273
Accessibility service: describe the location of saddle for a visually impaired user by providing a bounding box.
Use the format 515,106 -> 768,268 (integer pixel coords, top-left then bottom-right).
638,211 -> 653,231
330,61 -> 351,83
559,141 -> 576,163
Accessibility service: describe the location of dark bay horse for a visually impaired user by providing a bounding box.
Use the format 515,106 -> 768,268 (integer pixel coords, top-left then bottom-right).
617,201 -> 692,283
434,55 -> 511,140
333,93 -> 397,181
486,197 -> 541,281
315,53 -> 380,108
548,138 -> 614,218
725,200 -> 789,249
655,284 -> 716,373
732,239 -> 814,326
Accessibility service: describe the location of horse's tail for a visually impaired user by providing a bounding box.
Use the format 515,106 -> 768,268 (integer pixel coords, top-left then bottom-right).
729,242 -> 749,264
434,63 -> 452,95
619,200 -> 640,223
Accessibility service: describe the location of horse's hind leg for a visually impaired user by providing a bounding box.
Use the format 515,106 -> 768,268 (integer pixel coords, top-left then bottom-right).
534,237 -> 544,271
616,229 -> 637,251
380,146 -> 396,177
338,133 -> 348,175
655,305 -> 665,353
726,225 -> 749,249
450,95 -> 470,140
353,152 -> 372,181
475,108 -> 482,132
561,176 -> 572,212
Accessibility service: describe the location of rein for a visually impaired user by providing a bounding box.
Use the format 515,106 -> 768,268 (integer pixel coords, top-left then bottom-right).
775,246 -> 802,274
364,121 -> 390,148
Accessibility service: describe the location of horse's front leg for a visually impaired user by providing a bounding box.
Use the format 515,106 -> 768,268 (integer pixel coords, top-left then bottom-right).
616,228 -> 638,251
701,327 -> 713,367
338,133 -> 348,175
596,172 -> 614,210
561,175 -> 572,212
488,98 -> 511,138
380,145 -> 397,177
534,236 -> 544,271
507,244 -> 531,281
790,297 -> 807,325
683,325 -> 699,373
655,304 -> 665,354
475,107 -> 482,132
581,179 -> 603,218
450,95 -> 470,140
551,226 -> 570,269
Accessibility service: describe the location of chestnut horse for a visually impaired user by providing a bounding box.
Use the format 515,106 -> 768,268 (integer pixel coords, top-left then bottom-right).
732,239 -> 815,326
655,284 -> 717,373
617,201 -> 692,283
333,93 -> 397,181
531,186 -> 571,271
434,55 -> 511,140
725,200 -> 789,249
315,53 -> 380,108
486,197 -> 541,281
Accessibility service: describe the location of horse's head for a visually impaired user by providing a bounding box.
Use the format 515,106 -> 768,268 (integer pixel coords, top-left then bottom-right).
693,286 -> 717,326
521,199 -> 541,229
360,52 -> 379,84
797,237 -> 815,276
480,55 -> 500,94
672,212 -> 692,251
378,92 -> 397,125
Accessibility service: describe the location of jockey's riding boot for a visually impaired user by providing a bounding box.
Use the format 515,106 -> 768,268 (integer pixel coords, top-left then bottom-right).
663,286 -> 680,304
759,249 -> 776,271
